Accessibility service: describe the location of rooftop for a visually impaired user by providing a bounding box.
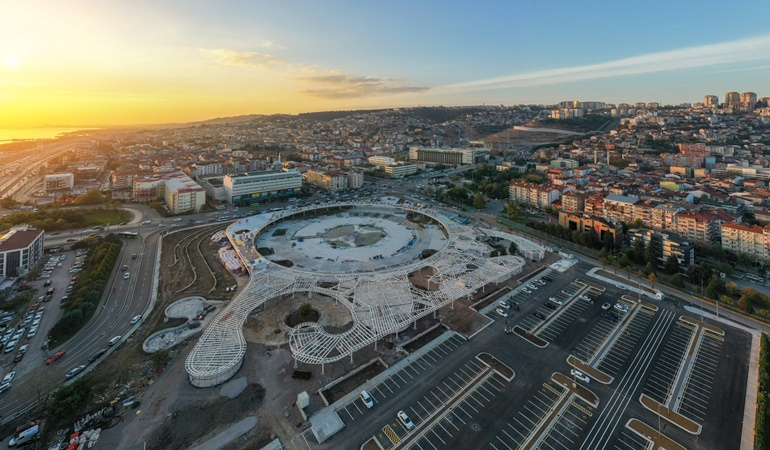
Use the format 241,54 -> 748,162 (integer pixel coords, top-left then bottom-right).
0,226 -> 44,252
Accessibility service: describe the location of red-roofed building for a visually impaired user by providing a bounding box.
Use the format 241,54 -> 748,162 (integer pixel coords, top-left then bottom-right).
720,222 -> 770,258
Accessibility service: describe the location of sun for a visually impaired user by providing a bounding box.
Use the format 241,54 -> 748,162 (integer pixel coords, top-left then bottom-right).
3,55 -> 19,68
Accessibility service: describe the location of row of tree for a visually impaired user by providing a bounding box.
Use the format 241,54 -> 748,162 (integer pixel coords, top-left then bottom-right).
48,235 -> 123,345
757,333 -> 770,450
0,206 -> 128,232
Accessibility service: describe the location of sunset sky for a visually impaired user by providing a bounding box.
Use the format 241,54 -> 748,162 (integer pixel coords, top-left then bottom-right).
2,0 -> 770,128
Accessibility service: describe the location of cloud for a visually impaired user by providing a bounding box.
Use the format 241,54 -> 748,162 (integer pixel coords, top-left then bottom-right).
441,34 -> 770,92
201,48 -> 287,69
202,48 -> 428,99
299,74 -> 429,99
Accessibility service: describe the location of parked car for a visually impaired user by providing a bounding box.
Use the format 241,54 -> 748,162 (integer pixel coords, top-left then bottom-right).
397,410 -> 415,430
0,382 -> 10,394
88,349 -> 107,364
495,308 -> 509,318
570,369 -> 590,383
533,312 -> 547,320
543,302 -> 557,310
498,300 -> 511,310
601,303 -> 612,310
550,298 -> 563,305
1,371 -> 15,384
360,390 -> 375,409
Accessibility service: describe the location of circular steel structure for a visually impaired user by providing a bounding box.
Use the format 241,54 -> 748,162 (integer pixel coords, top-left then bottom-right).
185,200 -> 544,387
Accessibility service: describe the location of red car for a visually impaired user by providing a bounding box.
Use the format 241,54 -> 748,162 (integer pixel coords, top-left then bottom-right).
46,350 -> 66,365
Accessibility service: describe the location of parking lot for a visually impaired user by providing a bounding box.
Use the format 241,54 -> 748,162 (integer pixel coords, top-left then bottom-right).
336,333 -> 467,423
491,378 -> 595,450
515,280 -> 591,341
676,330 -> 724,424
641,321 -> 694,406
595,310 -> 655,377
366,357 -> 501,449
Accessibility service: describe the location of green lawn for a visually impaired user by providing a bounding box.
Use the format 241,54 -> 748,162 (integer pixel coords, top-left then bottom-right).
82,209 -> 132,226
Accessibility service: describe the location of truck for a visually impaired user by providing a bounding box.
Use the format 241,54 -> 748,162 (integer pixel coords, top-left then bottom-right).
9,423 -> 40,446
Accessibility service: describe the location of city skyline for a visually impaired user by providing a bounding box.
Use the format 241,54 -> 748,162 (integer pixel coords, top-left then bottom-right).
2,0 -> 770,128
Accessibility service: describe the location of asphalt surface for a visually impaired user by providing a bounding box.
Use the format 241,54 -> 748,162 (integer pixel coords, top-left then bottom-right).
298,261 -> 752,450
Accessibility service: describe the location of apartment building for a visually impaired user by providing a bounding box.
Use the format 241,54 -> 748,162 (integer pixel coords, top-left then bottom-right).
720,222 -> 770,259
675,212 -> 721,244
561,192 -> 586,213
628,228 -> 695,267
303,170 -> 351,192
603,194 -> 639,223
164,173 -> 206,214
558,212 -> 622,248
509,183 -> 560,209
0,225 -> 45,277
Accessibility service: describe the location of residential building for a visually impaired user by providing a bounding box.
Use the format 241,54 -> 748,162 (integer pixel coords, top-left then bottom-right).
132,177 -> 165,203
223,170 -> 303,206
0,225 -> 44,277
741,92 -> 758,110
509,183 -> 560,209
561,192 -> 586,213
303,170 -> 349,192
720,222 -> 770,259
628,228 -> 695,267
704,95 -> 719,107
603,194 -> 640,223
163,173 -> 206,214
724,91 -> 741,109
44,173 -> 74,191
558,212 -> 622,248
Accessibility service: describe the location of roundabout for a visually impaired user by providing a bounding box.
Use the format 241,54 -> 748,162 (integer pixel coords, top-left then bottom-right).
185,200 -> 545,387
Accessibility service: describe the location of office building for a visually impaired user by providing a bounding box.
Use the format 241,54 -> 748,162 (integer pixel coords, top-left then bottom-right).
408,146 -> 485,165
558,212 -> 622,248
0,225 -> 45,277
384,163 -> 418,178
368,156 -> 395,167
44,173 -> 74,191
223,170 -> 302,206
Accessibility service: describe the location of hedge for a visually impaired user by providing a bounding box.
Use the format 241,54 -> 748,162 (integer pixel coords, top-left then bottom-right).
756,333 -> 770,449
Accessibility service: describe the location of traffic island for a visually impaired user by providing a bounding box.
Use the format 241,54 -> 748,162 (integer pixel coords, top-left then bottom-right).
626,418 -> 687,450
551,372 -> 599,407
477,352 -> 515,381
513,325 -> 548,348
639,394 -> 702,435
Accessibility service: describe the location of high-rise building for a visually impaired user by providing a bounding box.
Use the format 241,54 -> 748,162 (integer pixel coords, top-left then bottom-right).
724,91 -> 741,109
741,92 -> 758,110
703,95 -> 719,107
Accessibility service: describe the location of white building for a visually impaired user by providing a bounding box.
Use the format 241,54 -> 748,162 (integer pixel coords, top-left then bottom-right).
408,146 -> 484,165
44,173 -> 74,191
0,225 -> 44,277
223,170 -> 303,206
164,173 -> 206,214
368,156 -> 395,167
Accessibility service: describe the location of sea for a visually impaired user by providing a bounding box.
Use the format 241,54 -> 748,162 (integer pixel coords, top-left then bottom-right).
0,127 -> 95,142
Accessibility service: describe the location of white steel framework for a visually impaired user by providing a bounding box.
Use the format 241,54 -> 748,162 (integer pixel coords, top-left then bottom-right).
185,201 -> 543,387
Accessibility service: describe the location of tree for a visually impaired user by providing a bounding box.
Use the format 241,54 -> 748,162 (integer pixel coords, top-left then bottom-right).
619,253 -> 632,276
705,280 -> 720,300
505,200 -> 520,220
48,376 -> 94,424
472,192 -> 486,210
644,262 -> 656,276
648,272 -> 657,289
508,241 -> 518,255
299,302 -> 313,318
671,273 -> 685,288
0,196 -> 18,209
664,255 -> 680,274
644,240 -> 657,265
73,190 -> 105,205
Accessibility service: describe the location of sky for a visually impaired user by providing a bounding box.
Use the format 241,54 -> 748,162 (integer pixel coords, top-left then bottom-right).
2,0 -> 770,128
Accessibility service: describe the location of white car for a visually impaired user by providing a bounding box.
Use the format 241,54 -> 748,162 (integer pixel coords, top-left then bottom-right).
495,308 -> 509,318
522,289 -> 532,294
124,272 -> 130,279
601,303 -> 612,310
1,371 -> 15,384
570,369 -> 590,383
65,365 -> 87,379
108,335 -> 122,346
130,315 -> 142,325
360,390 -> 375,409
27,327 -> 38,338
498,300 -> 511,310
397,410 -> 415,430
4,339 -> 17,353
613,303 -> 630,313
550,298 -> 563,305
18,344 -> 28,354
